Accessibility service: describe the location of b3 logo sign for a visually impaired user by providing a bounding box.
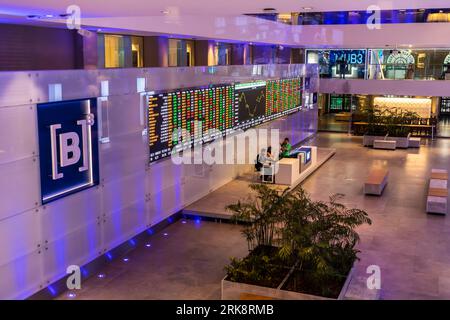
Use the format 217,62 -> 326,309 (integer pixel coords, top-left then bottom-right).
37,98 -> 99,204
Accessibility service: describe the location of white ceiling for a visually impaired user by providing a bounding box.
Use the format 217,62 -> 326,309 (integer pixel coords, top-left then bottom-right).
0,0 -> 449,18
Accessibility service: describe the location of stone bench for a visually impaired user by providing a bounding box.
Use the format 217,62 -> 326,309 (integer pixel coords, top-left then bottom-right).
364,168 -> 389,196
431,169 -> 448,180
430,178 -> 447,190
427,196 -> 447,215
408,137 -> 421,148
426,169 -> 448,215
373,140 -> 396,150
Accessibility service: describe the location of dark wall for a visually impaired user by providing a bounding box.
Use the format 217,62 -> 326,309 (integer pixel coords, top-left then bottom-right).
0,24 -> 77,71
143,36 -> 169,67
194,40 -> 210,66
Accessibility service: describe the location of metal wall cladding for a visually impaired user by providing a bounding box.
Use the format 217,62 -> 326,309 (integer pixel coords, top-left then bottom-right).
0,104 -> 38,165
0,157 -> 41,221
0,64 -> 318,299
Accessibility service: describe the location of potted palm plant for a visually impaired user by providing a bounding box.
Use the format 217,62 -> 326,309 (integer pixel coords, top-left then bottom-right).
222,184 -> 372,300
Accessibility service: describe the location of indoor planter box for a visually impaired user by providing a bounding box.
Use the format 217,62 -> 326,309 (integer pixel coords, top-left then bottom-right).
363,134 -> 388,147
221,266 -> 355,300
386,133 -> 411,148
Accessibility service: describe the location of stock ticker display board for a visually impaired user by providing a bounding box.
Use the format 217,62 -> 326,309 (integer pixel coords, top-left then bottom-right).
147,77 -> 303,163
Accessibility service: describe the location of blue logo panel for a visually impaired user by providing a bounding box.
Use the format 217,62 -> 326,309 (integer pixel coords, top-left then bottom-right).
37,98 -> 99,204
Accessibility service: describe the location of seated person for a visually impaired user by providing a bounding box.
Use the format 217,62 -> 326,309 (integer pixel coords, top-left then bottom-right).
255,149 -> 265,172
280,138 -> 292,158
266,146 -> 275,162
261,147 -> 276,182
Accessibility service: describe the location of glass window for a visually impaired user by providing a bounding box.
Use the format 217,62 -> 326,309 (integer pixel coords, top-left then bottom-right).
168,39 -> 181,67
186,40 -> 195,66
131,36 -> 143,68
104,35 -> 125,68
368,49 -> 450,80
169,39 -> 194,67
217,43 -> 232,66
306,49 -> 366,79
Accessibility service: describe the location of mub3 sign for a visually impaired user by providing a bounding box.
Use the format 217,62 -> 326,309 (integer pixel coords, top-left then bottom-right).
37,98 -> 99,204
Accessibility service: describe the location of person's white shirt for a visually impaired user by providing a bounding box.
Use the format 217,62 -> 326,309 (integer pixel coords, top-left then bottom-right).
258,149 -> 275,164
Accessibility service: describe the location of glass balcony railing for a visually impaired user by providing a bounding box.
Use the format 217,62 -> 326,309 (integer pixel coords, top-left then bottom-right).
246,9 -> 450,26
307,48 -> 450,81
367,64 -> 450,80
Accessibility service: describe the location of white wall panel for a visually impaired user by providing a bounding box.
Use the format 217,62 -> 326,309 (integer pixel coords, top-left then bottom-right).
42,223 -> 102,284
182,173 -> 213,208
40,188 -> 102,243
147,183 -> 185,226
0,250 -> 43,300
99,132 -> 147,183
33,70 -> 99,102
0,72 -> 40,108
102,200 -> 148,251
99,69 -> 148,97
0,208 -> 41,267
146,160 -> 185,195
105,94 -> 145,137
102,172 -> 146,217
0,104 -> 38,165
0,157 -> 40,221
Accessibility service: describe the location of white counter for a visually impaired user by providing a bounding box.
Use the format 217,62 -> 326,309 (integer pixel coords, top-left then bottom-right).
276,158 -> 300,186
276,146 -> 318,187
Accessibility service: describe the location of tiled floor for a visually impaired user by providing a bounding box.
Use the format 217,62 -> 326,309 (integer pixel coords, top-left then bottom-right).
58,133 -> 450,300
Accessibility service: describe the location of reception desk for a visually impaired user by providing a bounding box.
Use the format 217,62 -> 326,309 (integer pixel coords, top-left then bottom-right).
276,146 -> 318,186
276,158 -> 300,185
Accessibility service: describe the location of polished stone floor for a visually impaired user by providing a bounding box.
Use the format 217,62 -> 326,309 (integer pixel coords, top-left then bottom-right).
318,113 -> 349,132
58,132 -> 450,300
438,116 -> 450,138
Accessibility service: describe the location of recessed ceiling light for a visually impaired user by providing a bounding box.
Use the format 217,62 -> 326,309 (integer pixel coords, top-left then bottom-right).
302,7 -> 313,10
45,14 -> 54,18
161,10 -> 170,14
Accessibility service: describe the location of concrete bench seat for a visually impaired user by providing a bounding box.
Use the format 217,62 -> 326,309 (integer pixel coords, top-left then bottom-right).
430,179 -> 447,190
373,140 -> 396,150
432,169 -> 448,174
431,169 -> 448,180
427,169 -> 448,215
427,196 -> 447,215
428,188 -> 448,197
408,137 -> 421,148
431,172 -> 448,180
364,168 -> 388,196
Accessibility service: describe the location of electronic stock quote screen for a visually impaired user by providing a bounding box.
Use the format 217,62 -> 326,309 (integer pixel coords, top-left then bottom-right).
147,77 -> 303,163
